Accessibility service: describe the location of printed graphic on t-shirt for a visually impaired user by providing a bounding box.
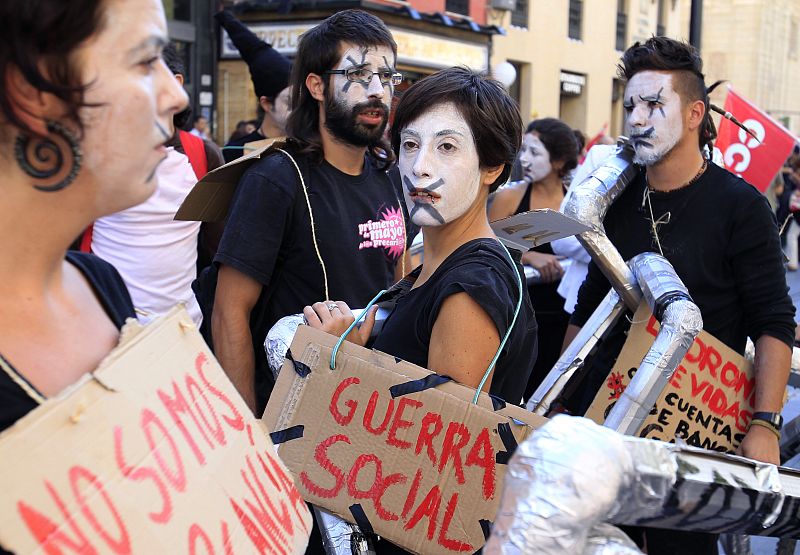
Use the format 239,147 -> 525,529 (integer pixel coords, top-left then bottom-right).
357,206 -> 406,259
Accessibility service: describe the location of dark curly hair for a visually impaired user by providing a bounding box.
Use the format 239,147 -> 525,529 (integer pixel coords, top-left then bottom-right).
0,0 -> 108,139
617,36 -> 714,153
390,67 -> 522,192
286,10 -> 397,168
525,118 -> 579,178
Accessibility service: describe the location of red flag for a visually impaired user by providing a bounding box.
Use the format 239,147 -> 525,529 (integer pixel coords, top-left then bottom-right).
713,88 -> 797,192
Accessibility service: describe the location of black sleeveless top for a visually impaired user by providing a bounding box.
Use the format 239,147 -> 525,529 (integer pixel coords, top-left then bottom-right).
0,252 -> 135,433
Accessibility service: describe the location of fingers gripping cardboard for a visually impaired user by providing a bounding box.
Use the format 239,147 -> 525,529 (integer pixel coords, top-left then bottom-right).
263,326 -> 547,554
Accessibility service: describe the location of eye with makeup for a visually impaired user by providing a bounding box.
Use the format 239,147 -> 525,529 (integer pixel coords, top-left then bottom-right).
438,140 -> 458,154
401,138 -> 419,152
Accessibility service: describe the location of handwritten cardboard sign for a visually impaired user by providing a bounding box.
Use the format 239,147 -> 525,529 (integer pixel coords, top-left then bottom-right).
490,209 -> 590,252
264,326 -> 547,554
0,307 -> 311,554
586,303 -> 756,453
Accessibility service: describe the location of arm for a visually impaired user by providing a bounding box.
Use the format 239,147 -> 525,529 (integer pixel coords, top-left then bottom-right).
488,184 -> 526,222
522,250 -> 563,283
427,292 -> 501,391
736,335 -> 791,464
212,265 -> 263,413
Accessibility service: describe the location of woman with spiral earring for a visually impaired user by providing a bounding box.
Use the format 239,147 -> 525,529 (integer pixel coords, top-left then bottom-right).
0,0 -> 187,449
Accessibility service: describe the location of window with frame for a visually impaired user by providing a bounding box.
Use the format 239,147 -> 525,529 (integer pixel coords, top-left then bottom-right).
616,0 -> 627,50
511,0 -> 529,28
568,0 -> 583,40
445,0 -> 470,16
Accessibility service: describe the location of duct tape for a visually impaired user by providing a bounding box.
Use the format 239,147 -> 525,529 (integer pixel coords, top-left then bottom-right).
286,349 -> 312,378
389,374 -> 452,398
495,422 -> 518,465
269,424 -> 305,444
349,504 -> 375,535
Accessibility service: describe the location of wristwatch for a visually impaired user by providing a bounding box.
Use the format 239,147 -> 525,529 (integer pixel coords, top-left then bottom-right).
751,411 -> 784,431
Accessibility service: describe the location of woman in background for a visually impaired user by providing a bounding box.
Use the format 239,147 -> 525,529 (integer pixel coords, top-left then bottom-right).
489,117 -> 579,401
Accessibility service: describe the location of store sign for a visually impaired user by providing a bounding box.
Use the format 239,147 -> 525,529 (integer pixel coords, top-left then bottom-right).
560,71 -> 586,96
221,22 -> 488,70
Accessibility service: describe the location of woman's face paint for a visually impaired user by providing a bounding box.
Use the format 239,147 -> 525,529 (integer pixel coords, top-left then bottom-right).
324,42 -> 395,146
399,102 -> 483,227
519,133 -> 553,182
623,71 -> 685,166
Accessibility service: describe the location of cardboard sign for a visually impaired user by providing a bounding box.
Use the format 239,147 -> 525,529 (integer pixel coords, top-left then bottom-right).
174,138 -> 283,222
263,326 -> 547,554
0,307 -> 311,554
586,303 -> 756,453
490,209 -> 590,252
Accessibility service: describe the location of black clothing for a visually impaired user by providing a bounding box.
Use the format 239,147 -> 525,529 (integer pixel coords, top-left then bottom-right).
0,252 -> 135,434
222,129 -> 266,163
570,163 -> 793,555
572,162 -> 795,353
372,239 -> 537,405
214,149 -> 412,411
514,183 -> 570,401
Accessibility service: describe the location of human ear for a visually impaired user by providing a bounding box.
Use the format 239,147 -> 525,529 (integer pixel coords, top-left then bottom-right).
686,99 -> 706,132
4,65 -> 54,135
305,73 -> 326,103
258,96 -> 273,112
482,164 -> 505,187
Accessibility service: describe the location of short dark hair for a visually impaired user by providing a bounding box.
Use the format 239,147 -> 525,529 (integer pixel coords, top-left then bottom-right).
286,10 -> 397,165
163,43 -> 192,130
525,118 -> 579,178
0,0 -> 108,139
617,36 -> 713,151
391,67 -> 522,192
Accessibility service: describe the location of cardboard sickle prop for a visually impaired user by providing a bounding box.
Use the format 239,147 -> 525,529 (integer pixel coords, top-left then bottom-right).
263,326 -> 547,555
0,307 -> 311,554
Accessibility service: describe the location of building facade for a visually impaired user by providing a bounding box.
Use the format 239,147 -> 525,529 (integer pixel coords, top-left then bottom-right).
490,0 -> 687,138
681,0 -> 800,135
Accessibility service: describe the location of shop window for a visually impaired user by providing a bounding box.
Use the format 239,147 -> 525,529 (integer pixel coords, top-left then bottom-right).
568,0 -> 583,40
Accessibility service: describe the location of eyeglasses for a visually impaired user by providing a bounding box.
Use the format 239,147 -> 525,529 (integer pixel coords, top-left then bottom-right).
324,67 -> 404,86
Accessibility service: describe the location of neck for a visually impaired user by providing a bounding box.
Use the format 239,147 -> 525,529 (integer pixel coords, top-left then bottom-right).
418,199 -> 493,282
259,117 -> 284,139
534,173 -> 564,196
0,172 -> 87,295
318,112 -> 367,175
646,141 -> 705,192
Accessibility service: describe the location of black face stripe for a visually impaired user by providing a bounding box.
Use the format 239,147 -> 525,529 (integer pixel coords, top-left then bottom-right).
411,203 -> 445,225
346,55 -> 359,66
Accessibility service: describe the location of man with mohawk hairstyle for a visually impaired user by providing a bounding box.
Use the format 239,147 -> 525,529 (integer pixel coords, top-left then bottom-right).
566,36 -> 795,555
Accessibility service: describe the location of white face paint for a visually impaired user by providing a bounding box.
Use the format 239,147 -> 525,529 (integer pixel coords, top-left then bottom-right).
399,102 -> 482,227
324,43 -> 395,145
623,71 -> 685,166
519,133 -> 552,182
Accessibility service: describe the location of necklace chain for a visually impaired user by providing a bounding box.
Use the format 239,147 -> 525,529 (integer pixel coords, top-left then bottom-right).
641,159 -> 708,256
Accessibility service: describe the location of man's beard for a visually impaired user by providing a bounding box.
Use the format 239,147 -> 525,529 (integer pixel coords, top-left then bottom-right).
324,95 -> 389,147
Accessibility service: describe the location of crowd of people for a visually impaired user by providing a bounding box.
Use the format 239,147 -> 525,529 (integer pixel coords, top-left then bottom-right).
1,1 -> 795,554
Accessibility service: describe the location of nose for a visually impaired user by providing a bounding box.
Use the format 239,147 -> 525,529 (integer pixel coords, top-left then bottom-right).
156,58 -> 189,130
366,72 -> 385,100
412,144 -> 433,179
627,104 -> 648,130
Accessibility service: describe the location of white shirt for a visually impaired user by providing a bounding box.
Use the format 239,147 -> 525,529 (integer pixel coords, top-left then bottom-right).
92,147 -> 203,325
551,144 -> 616,314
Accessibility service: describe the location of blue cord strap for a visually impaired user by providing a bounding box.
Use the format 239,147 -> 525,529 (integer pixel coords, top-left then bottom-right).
330,289 -> 387,370
471,240 -> 524,405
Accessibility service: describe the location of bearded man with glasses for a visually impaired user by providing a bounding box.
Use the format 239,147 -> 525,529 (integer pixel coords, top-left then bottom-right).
211,10 -> 415,417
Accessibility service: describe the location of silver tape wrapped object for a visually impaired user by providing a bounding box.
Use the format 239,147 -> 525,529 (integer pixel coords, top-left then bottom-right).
563,139 -> 642,310
485,415 -> 643,554
527,288 -> 626,414
265,314 -> 306,380
313,506 -> 375,555
604,254 -> 703,434
488,415 -> 800,554
584,524 -> 644,555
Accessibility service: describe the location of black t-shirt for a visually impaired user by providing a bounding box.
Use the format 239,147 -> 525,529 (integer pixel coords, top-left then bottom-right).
572,162 -> 795,353
222,129 -> 266,163
214,149 -> 413,407
372,239 -> 538,405
0,252 -> 136,433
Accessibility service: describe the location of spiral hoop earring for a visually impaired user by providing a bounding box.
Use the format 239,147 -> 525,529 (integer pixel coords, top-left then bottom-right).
14,121 -> 83,192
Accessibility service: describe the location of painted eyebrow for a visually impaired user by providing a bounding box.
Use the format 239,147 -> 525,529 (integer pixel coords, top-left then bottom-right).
639,87 -> 664,103
128,35 -> 168,59
400,129 -> 421,139
435,129 -> 466,138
